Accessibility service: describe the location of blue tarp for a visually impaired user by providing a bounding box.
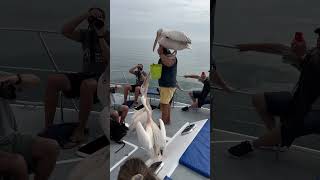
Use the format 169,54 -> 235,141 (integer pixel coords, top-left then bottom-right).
179,120 -> 210,178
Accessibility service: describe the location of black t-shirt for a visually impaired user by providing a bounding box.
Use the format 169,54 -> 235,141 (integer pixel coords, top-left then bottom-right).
79,29 -> 108,74
198,78 -> 210,106
134,70 -> 147,86
285,48 -> 320,140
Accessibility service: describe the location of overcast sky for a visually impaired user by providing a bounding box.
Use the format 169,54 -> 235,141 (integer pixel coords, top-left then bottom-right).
111,0 -> 209,42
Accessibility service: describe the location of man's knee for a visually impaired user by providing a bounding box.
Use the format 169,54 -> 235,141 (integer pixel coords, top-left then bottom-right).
6,154 -> 28,175
124,85 -> 131,91
81,79 -> 97,93
121,105 -> 129,113
47,74 -> 69,90
32,138 -> 60,160
111,111 -> 119,118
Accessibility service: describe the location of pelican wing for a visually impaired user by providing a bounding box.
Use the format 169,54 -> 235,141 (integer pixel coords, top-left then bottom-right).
158,119 -> 166,141
161,30 -> 191,44
151,120 -> 166,159
136,121 -> 153,151
158,36 -> 192,50
129,108 -> 147,131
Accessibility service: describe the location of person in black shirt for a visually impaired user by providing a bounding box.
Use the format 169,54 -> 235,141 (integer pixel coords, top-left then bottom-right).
182,71 -> 233,111
44,8 -> 109,148
229,28 -> 320,157
123,64 -> 147,107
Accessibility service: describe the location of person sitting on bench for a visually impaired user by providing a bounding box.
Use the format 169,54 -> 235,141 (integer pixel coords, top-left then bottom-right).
44,7 -> 109,148
123,64 -> 147,108
182,71 -> 233,111
0,73 -> 60,180
111,86 -> 129,124
228,28 -> 320,157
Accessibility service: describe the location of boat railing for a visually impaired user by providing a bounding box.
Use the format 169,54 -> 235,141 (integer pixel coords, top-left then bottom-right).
0,28 -> 79,122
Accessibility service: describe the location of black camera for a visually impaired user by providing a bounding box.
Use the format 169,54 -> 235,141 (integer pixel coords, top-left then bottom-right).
88,16 -> 104,30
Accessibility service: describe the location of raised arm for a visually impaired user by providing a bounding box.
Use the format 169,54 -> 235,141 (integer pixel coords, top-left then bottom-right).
129,65 -> 138,74
184,74 -> 200,80
158,46 -> 177,67
236,43 -> 290,55
61,11 -> 90,42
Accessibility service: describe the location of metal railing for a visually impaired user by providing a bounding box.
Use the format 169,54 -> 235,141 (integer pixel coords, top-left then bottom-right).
0,28 -> 79,122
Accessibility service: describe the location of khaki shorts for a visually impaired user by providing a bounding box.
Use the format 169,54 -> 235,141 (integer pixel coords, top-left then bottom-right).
159,87 -> 176,104
111,104 -> 122,111
0,133 -> 35,173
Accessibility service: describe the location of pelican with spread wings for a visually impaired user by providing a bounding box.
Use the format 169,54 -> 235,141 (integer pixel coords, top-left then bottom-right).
153,28 -> 192,52
130,73 -> 167,161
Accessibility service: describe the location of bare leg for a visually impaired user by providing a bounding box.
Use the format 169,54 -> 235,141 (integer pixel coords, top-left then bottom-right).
189,92 -> 196,103
44,74 -> 71,128
119,105 -> 129,123
252,94 -> 276,130
123,85 -> 132,104
72,79 -> 97,141
252,127 -> 282,148
0,152 -> 28,180
111,111 -> 120,123
190,99 -> 199,108
134,86 -> 141,102
161,103 -> 171,124
32,137 -> 60,180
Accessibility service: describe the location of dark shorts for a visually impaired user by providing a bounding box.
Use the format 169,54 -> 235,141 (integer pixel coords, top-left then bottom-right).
192,91 -> 202,99
0,133 -> 35,173
63,72 -> 100,101
192,91 -> 210,107
264,91 -> 320,146
129,84 -> 141,93
264,91 -> 293,117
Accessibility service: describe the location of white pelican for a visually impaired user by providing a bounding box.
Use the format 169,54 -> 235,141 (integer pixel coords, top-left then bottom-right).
97,71 -> 108,107
130,73 -> 167,160
153,28 -> 192,51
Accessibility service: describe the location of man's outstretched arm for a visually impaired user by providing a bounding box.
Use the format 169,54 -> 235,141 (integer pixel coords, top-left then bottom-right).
0,74 -> 40,88
237,43 -> 290,55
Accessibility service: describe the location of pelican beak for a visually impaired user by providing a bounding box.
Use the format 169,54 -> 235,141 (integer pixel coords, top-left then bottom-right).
153,32 -> 160,52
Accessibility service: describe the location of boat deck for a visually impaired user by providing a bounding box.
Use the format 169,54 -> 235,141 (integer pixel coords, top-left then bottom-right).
212,129 -> 320,180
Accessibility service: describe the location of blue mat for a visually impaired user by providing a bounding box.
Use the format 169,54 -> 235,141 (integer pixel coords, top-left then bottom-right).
179,120 -> 210,178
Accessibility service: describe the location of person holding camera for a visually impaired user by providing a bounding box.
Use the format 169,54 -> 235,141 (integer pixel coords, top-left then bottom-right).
44,7 -> 109,148
123,64 -> 147,107
0,73 -> 60,180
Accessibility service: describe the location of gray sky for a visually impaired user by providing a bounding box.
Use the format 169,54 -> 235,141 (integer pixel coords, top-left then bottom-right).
111,0 -> 209,42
